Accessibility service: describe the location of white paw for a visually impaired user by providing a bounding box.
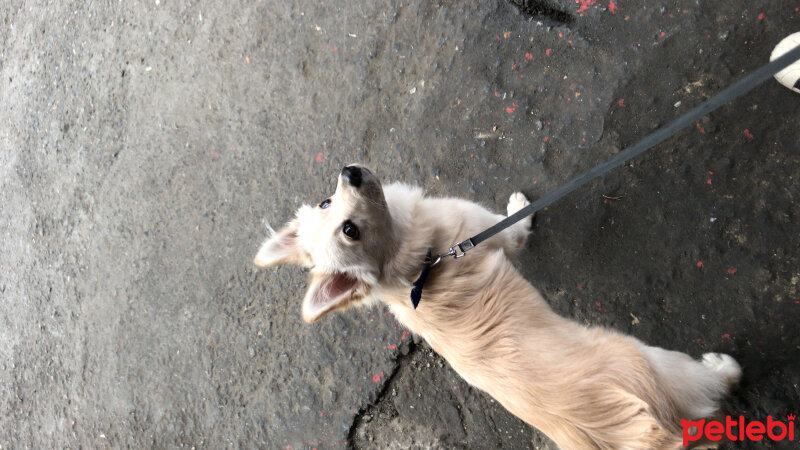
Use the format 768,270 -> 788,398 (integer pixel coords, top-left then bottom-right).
507,192 -> 530,216
702,353 -> 742,387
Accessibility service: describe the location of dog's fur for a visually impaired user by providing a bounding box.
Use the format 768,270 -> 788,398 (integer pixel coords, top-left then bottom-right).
254,165 -> 741,449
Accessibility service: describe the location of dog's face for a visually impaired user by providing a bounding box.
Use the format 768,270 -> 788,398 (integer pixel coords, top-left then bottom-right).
254,165 -> 395,322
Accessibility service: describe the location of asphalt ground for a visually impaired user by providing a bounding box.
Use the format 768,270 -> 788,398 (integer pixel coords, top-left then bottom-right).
1,1 -> 798,448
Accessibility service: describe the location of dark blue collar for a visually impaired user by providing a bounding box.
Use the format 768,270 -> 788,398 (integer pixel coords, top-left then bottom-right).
410,248 -> 433,309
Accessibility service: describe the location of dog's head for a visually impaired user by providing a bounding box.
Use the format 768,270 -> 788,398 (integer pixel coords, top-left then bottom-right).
254,165 -> 395,322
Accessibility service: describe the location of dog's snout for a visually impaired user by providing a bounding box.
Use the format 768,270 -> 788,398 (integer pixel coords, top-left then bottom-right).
341,165 -> 363,188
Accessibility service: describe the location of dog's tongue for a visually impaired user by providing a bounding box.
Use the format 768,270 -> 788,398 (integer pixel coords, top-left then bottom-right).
312,272 -> 358,309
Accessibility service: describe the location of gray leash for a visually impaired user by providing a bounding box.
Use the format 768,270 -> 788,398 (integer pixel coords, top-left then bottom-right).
411,42 -> 800,308
435,43 -> 800,265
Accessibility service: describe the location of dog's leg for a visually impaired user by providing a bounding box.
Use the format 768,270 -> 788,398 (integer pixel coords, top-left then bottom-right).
503,192 -> 533,256
701,353 -> 742,388
638,344 -> 741,420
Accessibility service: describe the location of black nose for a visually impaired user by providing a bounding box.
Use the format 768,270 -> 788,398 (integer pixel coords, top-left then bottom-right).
341,165 -> 363,188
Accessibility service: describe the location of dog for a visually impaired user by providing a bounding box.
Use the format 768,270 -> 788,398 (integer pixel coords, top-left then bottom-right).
254,165 -> 741,449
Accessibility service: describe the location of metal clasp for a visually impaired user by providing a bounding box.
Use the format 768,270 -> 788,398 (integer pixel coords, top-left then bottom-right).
425,253 -> 444,267
428,239 -> 474,267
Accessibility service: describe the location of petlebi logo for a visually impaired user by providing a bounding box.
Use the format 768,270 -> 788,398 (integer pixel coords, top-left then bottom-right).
681,414 -> 796,446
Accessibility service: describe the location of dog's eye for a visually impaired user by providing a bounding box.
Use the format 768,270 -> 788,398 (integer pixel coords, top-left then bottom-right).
342,220 -> 360,240
319,198 -> 331,209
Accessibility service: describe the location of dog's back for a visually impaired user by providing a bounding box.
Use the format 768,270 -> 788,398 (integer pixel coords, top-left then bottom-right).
380,183 -> 740,449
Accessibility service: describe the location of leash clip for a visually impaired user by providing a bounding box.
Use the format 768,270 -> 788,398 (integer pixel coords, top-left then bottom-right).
426,254 -> 444,266
429,239 -> 475,267
413,239 -> 475,307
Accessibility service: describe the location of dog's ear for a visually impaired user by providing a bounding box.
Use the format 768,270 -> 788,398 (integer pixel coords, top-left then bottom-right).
302,273 -> 364,322
253,221 -> 309,268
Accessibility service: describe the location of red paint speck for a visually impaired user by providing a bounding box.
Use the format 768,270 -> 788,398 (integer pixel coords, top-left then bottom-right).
558,32 -> 563,38
494,91 -> 499,97
512,63 -> 519,70
545,48 -> 552,56
608,0 -> 617,14
576,0 -> 596,13
726,267 -> 737,275
506,102 -> 518,114
743,129 -> 754,140
696,338 -> 702,343
617,98 -> 625,107
660,30 -> 666,37
542,136 -> 549,142
696,261 -> 704,268
696,122 -> 705,134
332,46 -> 338,52
315,152 -> 325,162
213,151 -> 219,158
722,333 -> 731,339
595,301 -> 602,307
708,171 -> 714,175
386,344 -> 396,350
372,372 -> 383,383
757,12 -> 765,20
525,52 -> 533,60
706,179 -> 712,185
401,330 -> 409,340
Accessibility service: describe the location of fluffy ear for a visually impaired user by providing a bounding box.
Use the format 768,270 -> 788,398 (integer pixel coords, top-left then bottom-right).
302,273 -> 365,322
253,221 -> 308,268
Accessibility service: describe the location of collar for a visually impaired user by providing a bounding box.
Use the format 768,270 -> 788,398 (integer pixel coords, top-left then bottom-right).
410,248 -> 433,309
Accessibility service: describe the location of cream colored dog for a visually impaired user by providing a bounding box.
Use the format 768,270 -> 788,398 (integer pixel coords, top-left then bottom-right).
254,165 -> 741,449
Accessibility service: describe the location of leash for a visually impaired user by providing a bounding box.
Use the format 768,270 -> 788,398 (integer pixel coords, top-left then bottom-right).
411,42 -> 800,309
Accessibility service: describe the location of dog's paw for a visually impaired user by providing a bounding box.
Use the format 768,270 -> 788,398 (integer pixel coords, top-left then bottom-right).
702,353 -> 742,387
507,192 -> 530,216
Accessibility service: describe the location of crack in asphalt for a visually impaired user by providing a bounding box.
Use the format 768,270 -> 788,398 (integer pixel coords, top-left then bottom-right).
345,340 -> 420,449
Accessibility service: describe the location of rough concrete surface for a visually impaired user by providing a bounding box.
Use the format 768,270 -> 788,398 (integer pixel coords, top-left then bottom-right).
1,0 -> 798,448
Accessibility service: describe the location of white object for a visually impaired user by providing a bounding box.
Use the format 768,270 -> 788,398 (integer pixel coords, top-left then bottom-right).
770,32 -> 800,94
